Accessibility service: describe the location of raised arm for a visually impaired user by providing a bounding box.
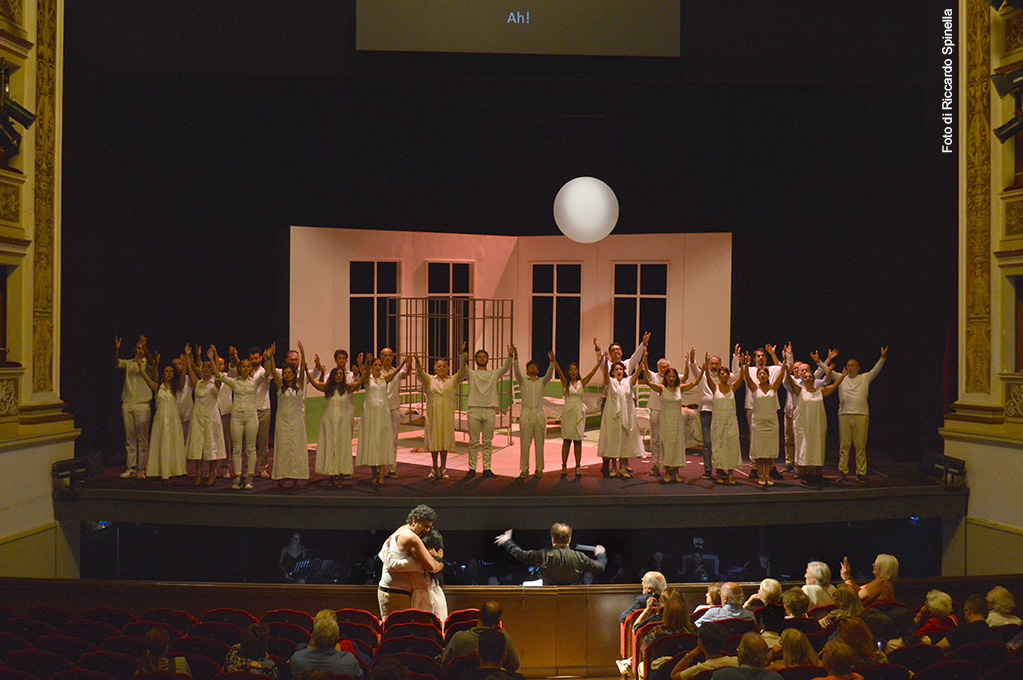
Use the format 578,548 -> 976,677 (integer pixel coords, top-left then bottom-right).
453,342 -> 469,383
114,336 -> 123,368
765,343 -> 780,366
626,332 -> 649,373
551,353 -> 568,386
629,359 -> 644,386
644,361 -> 663,393
266,343 -> 282,390
414,355 -> 431,386
297,342 -> 308,388
511,345 -> 524,385
183,344 -> 200,385
139,335 -> 154,366
580,358 -> 602,386
768,363 -> 786,391
384,355 -> 411,383
742,359 -> 758,393
783,362 -> 801,393
820,367 -> 848,398
601,351 -> 610,386
136,355 -> 158,393
863,347 -> 888,381
542,351 -> 556,384
678,364 -> 703,392
500,345 -> 515,375
731,354 -> 748,390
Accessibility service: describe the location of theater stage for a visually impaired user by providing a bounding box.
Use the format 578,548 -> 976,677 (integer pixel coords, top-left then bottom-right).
54,430 -> 968,532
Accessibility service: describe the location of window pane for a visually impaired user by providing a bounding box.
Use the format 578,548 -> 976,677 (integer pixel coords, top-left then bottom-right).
349,297 -> 374,357
555,296 -> 581,364
639,297 -> 667,365
428,262 -> 450,295
532,264 -> 554,294
531,296 -> 554,373
377,261 -> 399,295
452,263 -> 471,294
613,297 -> 637,355
427,298 -> 449,360
557,264 -> 581,294
640,263 -> 667,296
614,264 -> 637,296
350,261 -> 375,295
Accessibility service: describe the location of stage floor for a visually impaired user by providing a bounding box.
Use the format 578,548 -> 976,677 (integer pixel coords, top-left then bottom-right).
55,426 -> 969,531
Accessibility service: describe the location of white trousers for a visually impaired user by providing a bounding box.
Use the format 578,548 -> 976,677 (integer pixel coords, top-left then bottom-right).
839,414 -> 869,475
389,408 -> 400,471
519,408 -> 546,473
231,410 -> 259,477
467,407 -> 496,470
122,402 -> 152,469
649,408 -> 662,468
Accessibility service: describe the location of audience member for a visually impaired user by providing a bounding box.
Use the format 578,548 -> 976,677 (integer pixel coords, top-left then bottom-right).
819,640 -> 862,680
913,589 -> 958,639
299,609 -> 369,666
621,571 -> 668,623
289,618 -> 362,678
223,623 -> 278,678
692,583 -> 723,620
802,561 -> 837,607
744,579 -> 782,611
442,601 -> 520,670
711,633 -> 783,679
467,629 -> 525,680
839,554 -> 897,606
780,588 -> 819,634
670,622 -> 738,680
643,590 -> 697,646
987,586 -> 1022,627
766,629 -> 822,672
834,617 -> 886,666
818,584 -> 864,629
136,628 -> 192,677
885,607 -> 925,652
936,594 -> 996,651
746,579 -> 784,646
694,582 -> 757,627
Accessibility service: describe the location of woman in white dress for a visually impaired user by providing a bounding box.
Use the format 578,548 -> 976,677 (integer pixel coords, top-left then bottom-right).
265,343 -> 310,489
138,357 -> 187,486
307,345 -> 367,487
357,355 -> 409,485
210,345 -> 270,490
415,347 -> 467,481
644,362 -> 702,483
784,361 -> 846,488
551,356 -> 601,478
743,360 -> 786,487
708,352 -> 746,485
597,354 -> 645,478
183,346 -> 226,486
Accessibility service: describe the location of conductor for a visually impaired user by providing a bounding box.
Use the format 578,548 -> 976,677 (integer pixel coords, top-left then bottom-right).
495,523 -> 606,585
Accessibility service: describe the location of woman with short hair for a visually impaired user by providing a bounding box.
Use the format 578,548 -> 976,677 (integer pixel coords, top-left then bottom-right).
840,553 -> 897,606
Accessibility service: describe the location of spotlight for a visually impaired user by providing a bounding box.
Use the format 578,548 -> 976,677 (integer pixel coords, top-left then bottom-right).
935,454 -> 966,487
995,115 -> 1023,143
992,67 -> 1023,99
0,58 -> 33,163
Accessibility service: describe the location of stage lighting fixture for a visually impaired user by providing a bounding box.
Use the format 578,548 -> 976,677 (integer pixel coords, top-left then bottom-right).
995,115 -> 1023,143
0,58 -> 34,162
935,454 -> 966,487
553,176 -> 619,243
52,457 -> 90,490
993,68 -> 1023,99
0,121 -> 20,158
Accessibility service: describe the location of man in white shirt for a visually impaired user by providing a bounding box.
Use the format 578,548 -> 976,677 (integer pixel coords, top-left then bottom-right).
246,346 -> 273,478
689,350 -> 723,480
379,348 -> 407,478
114,335 -> 153,479
464,346 -> 514,479
816,346 -> 887,483
645,358 -> 671,477
512,347 -> 555,478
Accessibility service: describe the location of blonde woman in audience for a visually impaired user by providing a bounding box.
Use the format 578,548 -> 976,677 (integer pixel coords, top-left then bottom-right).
744,578 -> 783,610
819,584 -> 864,629
840,553 -> 897,606
766,629 -> 822,672
913,589 -> 958,639
802,560 -> 836,607
987,586 -> 1022,627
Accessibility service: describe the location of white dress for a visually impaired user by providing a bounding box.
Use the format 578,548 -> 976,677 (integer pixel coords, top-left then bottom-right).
186,378 -> 226,461
659,386 -> 687,467
356,375 -> 394,466
749,387 -> 780,461
710,388 -> 742,471
794,387 -> 825,466
147,384 -> 187,479
561,381 -> 586,441
315,390 -> 353,475
421,372 -> 455,451
597,377 -> 644,459
272,387 -> 309,479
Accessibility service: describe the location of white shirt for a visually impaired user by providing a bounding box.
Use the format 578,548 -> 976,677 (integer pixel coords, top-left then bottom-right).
820,357 -> 885,416
175,375 -> 194,422
218,372 -> 269,415
597,344 -> 645,396
466,356 -> 514,408
252,365 -> 271,410
732,356 -> 783,410
689,360 -> 722,412
117,358 -> 152,405
514,362 -> 555,411
217,368 -> 236,415
384,365 -> 407,409
646,372 -> 664,411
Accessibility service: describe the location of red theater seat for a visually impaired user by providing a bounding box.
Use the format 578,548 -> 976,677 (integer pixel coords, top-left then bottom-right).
141,612 -> 197,634
76,652 -> 140,680
34,636 -> 97,664
200,610 -> 257,629
25,609 -> 77,630
259,611 -> 312,633
382,611 -> 440,631
60,622 -> 121,648
80,610 -> 138,632
777,666 -> 828,680
2,620 -> 61,645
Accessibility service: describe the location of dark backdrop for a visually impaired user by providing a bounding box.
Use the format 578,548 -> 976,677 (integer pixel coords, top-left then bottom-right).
60,1 -> 958,463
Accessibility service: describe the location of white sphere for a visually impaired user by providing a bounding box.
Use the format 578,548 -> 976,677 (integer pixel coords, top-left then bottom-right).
553,176 -> 619,243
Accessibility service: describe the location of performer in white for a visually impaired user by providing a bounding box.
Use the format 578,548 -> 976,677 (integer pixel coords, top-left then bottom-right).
216,355 -> 234,478
741,360 -> 786,486
785,361 -> 847,488
782,344 -> 834,477
593,333 -> 649,476
512,347 -> 556,478
243,346 -> 273,479
266,343 -> 310,489
182,345 -> 226,486
307,343 -> 367,487
379,348 -> 407,478
551,356 -> 602,478
597,353 -> 645,477
688,348 -> 723,481
415,345 -> 467,481
815,347 -> 888,483
464,346 -> 514,479
210,345 -> 270,490
114,335 -> 153,479
643,360 -> 702,483
645,358 -> 672,478
732,344 -> 781,479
